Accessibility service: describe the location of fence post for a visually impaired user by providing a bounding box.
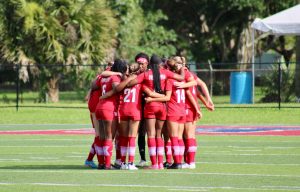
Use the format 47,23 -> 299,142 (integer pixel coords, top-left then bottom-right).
208,60 -> 213,98
16,64 -> 20,111
278,62 -> 281,110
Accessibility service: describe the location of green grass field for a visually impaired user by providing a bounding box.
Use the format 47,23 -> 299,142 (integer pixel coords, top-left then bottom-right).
0,134 -> 299,192
1,90 -> 300,192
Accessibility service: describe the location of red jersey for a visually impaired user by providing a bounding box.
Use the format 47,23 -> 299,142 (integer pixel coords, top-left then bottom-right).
185,71 -> 198,109
119,83 -> 142,116
136,68 -> 175,107
96,75 -> 121,111
165,79 -> 186,116
88,75 -> 102,112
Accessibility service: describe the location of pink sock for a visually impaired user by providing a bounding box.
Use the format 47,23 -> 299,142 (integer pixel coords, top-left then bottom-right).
156,138 -> 164,165
128,137 -> 136,163
170,137 -> 180,164
165,141 -> 172,164
148,138 -> 157,165
120,136 -> 128,163
178,139 -> 185,164
103,140 -> 113,168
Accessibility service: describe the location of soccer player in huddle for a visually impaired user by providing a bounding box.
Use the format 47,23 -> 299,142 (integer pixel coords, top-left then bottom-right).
86,54 -> 214,170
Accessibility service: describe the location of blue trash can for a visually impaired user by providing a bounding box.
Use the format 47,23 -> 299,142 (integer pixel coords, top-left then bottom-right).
230,72 -> 253,104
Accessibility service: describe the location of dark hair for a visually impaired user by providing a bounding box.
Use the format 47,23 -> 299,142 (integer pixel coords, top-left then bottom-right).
149,54 -> 162,93
135,52 -> 149,63
111,59 -> 128,74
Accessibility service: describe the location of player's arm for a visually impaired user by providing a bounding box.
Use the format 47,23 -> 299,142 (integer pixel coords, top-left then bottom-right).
167,67 -> 185,81
186,89 -> 202,118
100,75 -> 136,99
101,70 -> 122,77
174,79 -> 197,88
85,89 -> 91,101
91,78 -> 100,91
145,90 -> 171,103
143,85 -> 165,98
196,77 -> 214,111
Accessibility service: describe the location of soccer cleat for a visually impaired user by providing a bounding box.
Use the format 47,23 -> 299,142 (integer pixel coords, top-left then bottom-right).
136,160 -> 147,167
97,164 -> 105,170
181,163 -> 190,169
84,160 -> 97,169
113,159 -> 122,169
163,162 -> 172,168
189,163 -> 196,169
146,164 -> 159,170
128,162 -> 138,170
167,163 -> 182,169
120,162 -> 129,170
158,163 -> 164,170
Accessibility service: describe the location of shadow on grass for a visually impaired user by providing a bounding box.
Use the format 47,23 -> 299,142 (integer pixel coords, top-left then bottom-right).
0,164 -> 92,170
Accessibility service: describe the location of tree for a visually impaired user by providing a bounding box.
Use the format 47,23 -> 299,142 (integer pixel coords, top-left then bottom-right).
109,0 -> 177,61
0,0 -> 117,102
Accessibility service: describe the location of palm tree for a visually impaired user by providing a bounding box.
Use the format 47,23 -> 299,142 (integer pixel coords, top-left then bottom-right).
0,0 -> 117,102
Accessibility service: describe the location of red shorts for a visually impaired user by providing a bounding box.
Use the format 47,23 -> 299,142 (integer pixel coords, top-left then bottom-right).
119,110 -> 141,121
185,108 -> 197,122
167,115 -> 186,123
144,105 -> 166,121
95,109 -> 118,121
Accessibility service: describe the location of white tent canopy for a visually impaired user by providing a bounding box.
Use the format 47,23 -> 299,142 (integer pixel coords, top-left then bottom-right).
250,4 -> 300,103
251,4 -> 300,35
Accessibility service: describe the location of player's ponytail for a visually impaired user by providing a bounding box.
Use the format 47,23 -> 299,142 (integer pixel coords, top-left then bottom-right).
149,54 -> 162,93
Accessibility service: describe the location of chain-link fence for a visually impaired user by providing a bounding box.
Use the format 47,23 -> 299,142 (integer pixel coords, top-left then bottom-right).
0,62 -> 299,110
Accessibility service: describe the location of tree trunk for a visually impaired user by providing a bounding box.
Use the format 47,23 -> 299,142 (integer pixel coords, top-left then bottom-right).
237,24 -> 252,71
47,75 -> 60,103
295,36 -> 300,99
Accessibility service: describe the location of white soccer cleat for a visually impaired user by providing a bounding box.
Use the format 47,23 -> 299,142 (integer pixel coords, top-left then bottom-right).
181,163 -> 190,169
120,162 -> 129,170
189,163 -> 196,169
137,160 -> 147,167
128,163 -> 138,170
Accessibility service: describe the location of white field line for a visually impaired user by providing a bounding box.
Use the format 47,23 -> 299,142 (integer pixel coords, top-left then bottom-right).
0,145 -> 89,148
201,152 -> 300,156
0,182 -> 300,191
197,161 -> 300,166
0,124 -> 89,126
0,170 -> 300,178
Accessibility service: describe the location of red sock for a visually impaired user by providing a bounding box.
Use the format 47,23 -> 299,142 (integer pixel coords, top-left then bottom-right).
148,138 -> 157,165
120,136 -> 128,163
156,138 -> 164,165
178,139 -> 185,164
187,138 -> 197,164
87,137 -> 96,161
170,137 -> 180,164
115,135 -> 121,161
94,137 -> 104,165
103,140 -> 113,168
165,140 -> 172,164
128,137 -> 136,163
184,138 -> 188,163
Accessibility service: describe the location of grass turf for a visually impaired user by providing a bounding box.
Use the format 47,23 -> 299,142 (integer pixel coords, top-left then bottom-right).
0,134 -> 300,192
1,107 -> 300,126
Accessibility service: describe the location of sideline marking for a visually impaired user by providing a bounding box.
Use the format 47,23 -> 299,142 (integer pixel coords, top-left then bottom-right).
0,170 -> 299,178
0,182 -> 299,191
1,125 -> 300,135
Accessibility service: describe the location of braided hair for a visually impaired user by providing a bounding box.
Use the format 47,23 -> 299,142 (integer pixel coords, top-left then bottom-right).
149,54 -> 162,93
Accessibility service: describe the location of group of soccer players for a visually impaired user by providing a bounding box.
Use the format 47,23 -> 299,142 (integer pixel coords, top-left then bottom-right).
84,53 -> 214,170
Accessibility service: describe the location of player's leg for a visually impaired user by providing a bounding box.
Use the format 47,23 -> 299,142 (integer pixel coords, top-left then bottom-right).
145,118 -> 157,169
119,119 -> 129,169
137,118 -> 147,166
127,119 -> 140,170
162,124 -> 172,168
155,119 -> 165,169
85,113 -> 99,168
